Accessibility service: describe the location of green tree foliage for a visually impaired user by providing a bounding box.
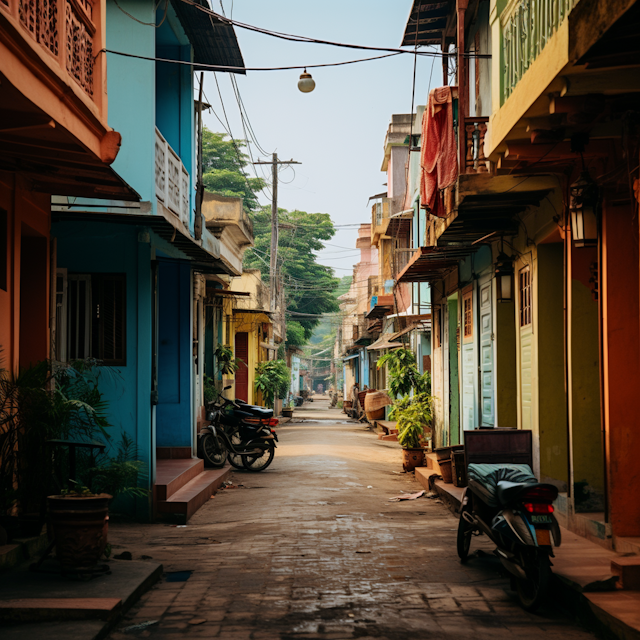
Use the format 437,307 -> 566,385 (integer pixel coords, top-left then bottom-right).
377,347 -> 431,398
254,360 -> 290,408
201,128 -> 265,212
245,206 -> 340,347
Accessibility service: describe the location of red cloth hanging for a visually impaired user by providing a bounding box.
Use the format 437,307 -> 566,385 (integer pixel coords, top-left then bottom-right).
420,86 -> 458,218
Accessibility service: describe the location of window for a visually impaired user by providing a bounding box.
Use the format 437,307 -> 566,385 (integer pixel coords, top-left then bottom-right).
519,266 -> 532,327
63,273 -> 127,365
463,290 -> 473,341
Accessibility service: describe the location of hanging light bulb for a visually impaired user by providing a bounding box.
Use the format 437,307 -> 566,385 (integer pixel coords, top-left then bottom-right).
298,69 -> 316,93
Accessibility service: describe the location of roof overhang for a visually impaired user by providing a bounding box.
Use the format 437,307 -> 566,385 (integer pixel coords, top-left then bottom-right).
51,200 -> 232,269
396,246 -> 478,283
170,0 -> 245,73
401,0 -> 454,47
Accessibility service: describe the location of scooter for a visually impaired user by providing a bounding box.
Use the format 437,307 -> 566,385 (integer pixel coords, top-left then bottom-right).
198,387 -> 279,472
457,463 -> 561,611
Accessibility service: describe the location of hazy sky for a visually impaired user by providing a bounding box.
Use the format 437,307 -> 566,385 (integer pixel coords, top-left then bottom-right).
201,0 -> 437,275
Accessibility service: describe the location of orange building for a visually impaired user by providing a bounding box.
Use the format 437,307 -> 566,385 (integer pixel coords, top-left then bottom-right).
0,0 -> 135,373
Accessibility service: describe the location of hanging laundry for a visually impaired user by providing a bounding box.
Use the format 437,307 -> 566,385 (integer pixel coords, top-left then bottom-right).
420,86 -> 458,218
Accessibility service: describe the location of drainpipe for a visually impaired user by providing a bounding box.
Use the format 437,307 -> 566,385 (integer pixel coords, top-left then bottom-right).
597,200 -> 608,522
563,188 -> 573,504
457,0 -> 469,171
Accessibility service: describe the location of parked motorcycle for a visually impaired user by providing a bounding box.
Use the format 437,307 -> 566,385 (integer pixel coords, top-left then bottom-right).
457,463 -> 561,611
198,388 -> 279,472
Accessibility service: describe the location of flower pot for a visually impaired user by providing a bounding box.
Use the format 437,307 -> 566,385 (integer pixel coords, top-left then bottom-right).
402,447 -> 425,472
282,407 -> 293,418
439,458 -> 453,484
47,494 -> 111,571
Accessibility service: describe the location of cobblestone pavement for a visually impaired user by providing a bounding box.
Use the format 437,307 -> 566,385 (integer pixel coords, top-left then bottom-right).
108,400 -> 597,640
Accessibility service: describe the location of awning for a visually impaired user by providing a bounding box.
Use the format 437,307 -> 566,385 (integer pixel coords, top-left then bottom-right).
51,202 -> 232,270
367,335 -> 405,351
343,353 -> 360,362
207,290 -> 250,296
170,0 -> 245,73
400,0 -> 453,47
396,246 -> 478,284
260,342 -> 278,351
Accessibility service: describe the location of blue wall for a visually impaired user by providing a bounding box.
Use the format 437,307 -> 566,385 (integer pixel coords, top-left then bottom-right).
156,260 -> 192,447
53,221 -> 154,490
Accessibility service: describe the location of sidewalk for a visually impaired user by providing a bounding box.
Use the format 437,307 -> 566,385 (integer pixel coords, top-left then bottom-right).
415,466 -> 640,640
0,556 -> 162,640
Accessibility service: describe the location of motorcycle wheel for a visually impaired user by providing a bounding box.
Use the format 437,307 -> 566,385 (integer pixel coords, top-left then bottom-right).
456,504 -> 473,563
243,441 -> 275,472
516,549 -> 551,612
227,432 -> 244,470
200,432 -> 228,468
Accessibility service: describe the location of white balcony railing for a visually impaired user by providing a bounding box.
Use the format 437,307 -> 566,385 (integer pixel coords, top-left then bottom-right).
155,127 -> 190,227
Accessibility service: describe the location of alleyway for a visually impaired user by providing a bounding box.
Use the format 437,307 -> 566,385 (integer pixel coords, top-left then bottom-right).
108,399 -> 597,640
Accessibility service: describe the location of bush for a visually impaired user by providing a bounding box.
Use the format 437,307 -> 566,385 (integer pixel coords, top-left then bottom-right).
254,360 -> 290,408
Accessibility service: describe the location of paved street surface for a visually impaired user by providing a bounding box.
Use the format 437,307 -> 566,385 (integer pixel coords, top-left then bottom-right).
108,398 -> 597,640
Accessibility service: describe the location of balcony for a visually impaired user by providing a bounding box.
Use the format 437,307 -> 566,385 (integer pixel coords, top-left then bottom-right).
1,0 -> 104,111
202,192 -> 254,277
155,127 -> 190,228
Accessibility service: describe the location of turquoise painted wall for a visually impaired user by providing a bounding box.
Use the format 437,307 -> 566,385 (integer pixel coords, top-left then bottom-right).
106,0 -> 157,206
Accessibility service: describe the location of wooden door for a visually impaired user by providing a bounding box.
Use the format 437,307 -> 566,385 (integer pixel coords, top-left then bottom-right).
479,279 -> 495,426
235,332 -> 249,402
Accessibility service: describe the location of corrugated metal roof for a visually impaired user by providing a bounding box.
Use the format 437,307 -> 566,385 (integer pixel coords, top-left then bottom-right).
171,0 -> 245,74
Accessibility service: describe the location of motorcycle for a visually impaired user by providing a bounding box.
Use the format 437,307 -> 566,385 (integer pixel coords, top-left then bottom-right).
198,387 -> 279,472
457,462 -> 561,611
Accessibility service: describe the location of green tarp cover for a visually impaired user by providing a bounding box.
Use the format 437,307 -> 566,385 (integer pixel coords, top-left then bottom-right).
467,463 -> 537,507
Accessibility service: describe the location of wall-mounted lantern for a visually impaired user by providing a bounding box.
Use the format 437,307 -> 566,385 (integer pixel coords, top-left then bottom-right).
495,251 -> 514,303
297,69 -> 316,93
569,171 -> 599,248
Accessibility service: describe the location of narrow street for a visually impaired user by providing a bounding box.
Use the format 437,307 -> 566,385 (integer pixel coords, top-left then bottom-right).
108,399 -> 596,640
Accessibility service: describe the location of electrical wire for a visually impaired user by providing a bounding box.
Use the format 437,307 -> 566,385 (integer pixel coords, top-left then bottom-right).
175,0 -> 491,59
102,48 -> 405,72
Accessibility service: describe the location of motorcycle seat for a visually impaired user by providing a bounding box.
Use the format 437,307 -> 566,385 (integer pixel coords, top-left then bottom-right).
497,480 -> 558,507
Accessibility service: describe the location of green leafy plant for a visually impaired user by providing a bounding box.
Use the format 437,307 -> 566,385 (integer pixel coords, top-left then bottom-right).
392,392 -> 433,449
215,344 -> 240,376
254,360 -> 290,408
377,348 -> 430,398
204,375 -> 218,405
89,433 -> 148,500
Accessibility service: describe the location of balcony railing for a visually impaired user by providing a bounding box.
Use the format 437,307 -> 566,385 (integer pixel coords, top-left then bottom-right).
501,0 -> 580,103
155,127 -> 190,227
463,118 -> 489,174
1,0 -> 96,97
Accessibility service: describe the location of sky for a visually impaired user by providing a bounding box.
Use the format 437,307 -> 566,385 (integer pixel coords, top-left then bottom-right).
200,0 -> 439,275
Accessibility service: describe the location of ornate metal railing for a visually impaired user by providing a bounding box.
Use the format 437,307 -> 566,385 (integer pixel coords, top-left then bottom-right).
501,0 -> 580,103
2,0 -> 96,97
155,128 -> 191,227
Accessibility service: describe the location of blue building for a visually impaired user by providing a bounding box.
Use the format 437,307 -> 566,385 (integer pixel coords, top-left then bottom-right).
51,0 -> 247,521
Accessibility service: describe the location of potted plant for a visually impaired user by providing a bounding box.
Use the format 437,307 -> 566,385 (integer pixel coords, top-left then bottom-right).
254,360 -> 290,409
48,434 -> 148,573
282,402 -> 294,418
389,393 -> 433,471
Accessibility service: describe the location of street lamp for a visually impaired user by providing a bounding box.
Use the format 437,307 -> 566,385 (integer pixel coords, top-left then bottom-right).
495,251 -> 514,303
570,171 -> 599,248
298,69 -> 316,93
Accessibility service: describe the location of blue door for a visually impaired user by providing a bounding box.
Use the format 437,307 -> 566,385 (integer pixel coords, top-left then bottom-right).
156,260 -> 192,448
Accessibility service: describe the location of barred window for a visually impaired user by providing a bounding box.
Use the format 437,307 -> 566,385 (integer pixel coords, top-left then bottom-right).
463,291 -> 473,340
519,266 -> 532,327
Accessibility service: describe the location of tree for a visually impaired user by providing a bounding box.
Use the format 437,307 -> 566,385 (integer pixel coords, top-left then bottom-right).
245,206 -> 340,346
201,128 -> 265,212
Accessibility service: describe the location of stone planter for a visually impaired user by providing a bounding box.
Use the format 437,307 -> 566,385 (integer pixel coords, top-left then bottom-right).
47,494 -> 111,572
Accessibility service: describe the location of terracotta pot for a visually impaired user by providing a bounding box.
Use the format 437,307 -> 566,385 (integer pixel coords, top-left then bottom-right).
282,407 -> 293,417
439,459 -> 453,484
402,447 -> 425,472
364,391 -> 391,413
365,407 -> 386,422
47,494 -> 111,571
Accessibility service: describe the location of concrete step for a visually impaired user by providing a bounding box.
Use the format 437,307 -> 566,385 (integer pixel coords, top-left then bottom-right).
156,466 -> 231,524
155,458 -> 203,501
0,597 -> 122,623
425,452 -> 444,474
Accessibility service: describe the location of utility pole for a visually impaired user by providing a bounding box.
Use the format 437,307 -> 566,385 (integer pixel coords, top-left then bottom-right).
253,154 -> 301,357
